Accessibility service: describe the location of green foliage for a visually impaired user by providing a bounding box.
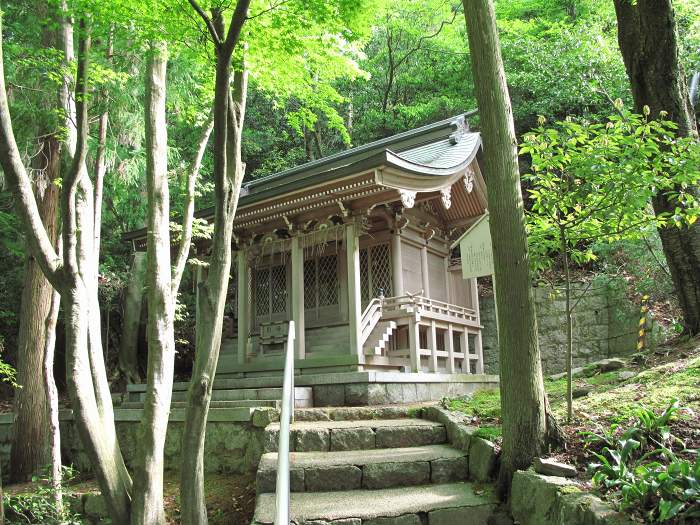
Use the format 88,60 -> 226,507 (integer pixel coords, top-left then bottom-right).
444,389 -> 501,421
584,400 -> 700,522
522,107 -> 700,272
3,466 -> 82,525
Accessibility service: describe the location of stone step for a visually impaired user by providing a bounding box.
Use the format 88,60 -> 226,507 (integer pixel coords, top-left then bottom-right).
257,444 -> 468,493
264,418 -> 446,453
293,404 -> 428,422
133,386 -> 312,407
252,482 -> 497,525
119,399 -> 280,410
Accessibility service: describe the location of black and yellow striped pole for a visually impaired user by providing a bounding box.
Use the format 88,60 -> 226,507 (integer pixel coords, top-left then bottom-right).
637,294 -> 650,352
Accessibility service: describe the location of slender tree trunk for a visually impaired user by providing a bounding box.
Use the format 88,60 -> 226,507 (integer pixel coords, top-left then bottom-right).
614,0 -> 700,335
131,41 -> 175,525
119,252 -> 146,383
44,243 -> 62,515
559,225 -> 573,422
180,3 -> 250,522
462,0 -> 553,496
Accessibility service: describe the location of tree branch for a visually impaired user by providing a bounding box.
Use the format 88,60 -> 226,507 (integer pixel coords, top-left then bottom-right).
187,0 -> 222,45
0,13 -> 62,285
223,0 -> 252,53
171,113 -> 214,296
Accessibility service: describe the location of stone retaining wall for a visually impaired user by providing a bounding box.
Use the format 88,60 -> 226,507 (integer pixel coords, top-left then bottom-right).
480,281 -> 664,374
0,408 -> 274,475
511,469 -> 634,525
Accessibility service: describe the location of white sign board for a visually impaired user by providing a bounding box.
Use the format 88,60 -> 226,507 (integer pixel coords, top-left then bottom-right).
458,214 -> 493,279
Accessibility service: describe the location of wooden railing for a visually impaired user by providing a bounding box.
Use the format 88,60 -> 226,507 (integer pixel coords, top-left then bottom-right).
359,298 -> 383,346
363,294 -> 483,374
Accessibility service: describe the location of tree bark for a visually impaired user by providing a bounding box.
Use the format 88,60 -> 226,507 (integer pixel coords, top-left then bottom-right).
43,242 -> 62,515
614,0 -> 700,335
9,0 -> 62,481
119,252 -> 146,383
180,3 -> 250,523
131,41 -> 175,525
462,0 -> 553,496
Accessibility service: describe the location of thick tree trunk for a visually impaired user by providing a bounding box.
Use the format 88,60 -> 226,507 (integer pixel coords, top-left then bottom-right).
180,4 -> 250,522
462,0 -> 552,496
131,41 -> 175,525
614,0 -> 700,334
9,0 -> 63,481
10,136 -> 59,481
119,252 -> 146,383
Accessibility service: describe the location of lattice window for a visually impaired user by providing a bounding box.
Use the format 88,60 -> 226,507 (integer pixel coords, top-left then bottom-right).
304,254 -> 339,310
255,268 -> 270,316
318,255 -> 339,306
304,259 -> 316,310
360,249 -> 370,301
360,243 -> 392,302
270,265 -> 287,313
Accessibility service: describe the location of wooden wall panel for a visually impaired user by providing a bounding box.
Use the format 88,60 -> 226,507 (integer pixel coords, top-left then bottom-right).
428,252 -> 447,301
402,243 -> 423,295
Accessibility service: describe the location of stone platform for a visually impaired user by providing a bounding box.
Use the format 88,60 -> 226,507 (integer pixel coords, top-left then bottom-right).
125,371 -> 499,407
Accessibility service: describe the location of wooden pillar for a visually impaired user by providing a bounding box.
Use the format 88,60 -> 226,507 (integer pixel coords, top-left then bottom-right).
346,221 -> 362,358
446,324 -> 455,374
408,317 -> 420,372
391,230 -> 403,297
460,329 -> 470,373
428,319 -> 438,372
420,244 -> 430,297
470,277 -> 484,373
236,249 -> 249,365
291,235 -> 305,360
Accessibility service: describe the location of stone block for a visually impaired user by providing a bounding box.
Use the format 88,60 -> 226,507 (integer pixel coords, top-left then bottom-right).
294,428 -> 330,452
415,383 -> 431,401
363,514 -> 422,525
428,505 -> 494,525
345,384 -> 387,406
430,456 -> 469,483
534,457 -> 577,478
330,427 -> 376,451
375,425 -> 446,448
314,385 -> 346,407
469,437 -> 496,482
302,520 -> 361,525
256,467 -> 305,493
253,408 -> 279,428
305,465 -> 362,491
362,461 -> 430,489
510,470 -> 577,525
385,384 -> 405,404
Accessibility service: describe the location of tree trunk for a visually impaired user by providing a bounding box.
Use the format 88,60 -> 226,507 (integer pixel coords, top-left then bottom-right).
131,41 -> 175,525
462,0 -> 552,496
119,252 -> 146,383
180,3 -> 250,522
43,247 -> 62,515
0,18 -> 133,524
9,0 -> 63,481
614,0 -> 700,335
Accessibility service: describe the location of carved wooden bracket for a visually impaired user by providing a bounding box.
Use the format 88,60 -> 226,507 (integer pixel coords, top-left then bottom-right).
399,189 -> 417,208
440,186 -> 452,209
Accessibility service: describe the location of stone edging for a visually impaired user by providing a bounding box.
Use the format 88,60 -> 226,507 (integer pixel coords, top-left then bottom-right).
420,406 -> 497,482
511,469 -> 635,525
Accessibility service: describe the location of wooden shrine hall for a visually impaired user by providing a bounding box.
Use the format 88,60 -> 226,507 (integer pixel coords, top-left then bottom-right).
126,114 -> 498,404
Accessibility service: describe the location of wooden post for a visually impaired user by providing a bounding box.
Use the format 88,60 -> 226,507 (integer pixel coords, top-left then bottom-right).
236,249 -> 249,365
291,235 -> 305,360
391,230 -> 403,296
428,319 -> 438,372
420,244 -> 430,297
446,324 -> 455,373
346,221 -> 362,358
460,329 -> 470,373
408,317 -> 420,372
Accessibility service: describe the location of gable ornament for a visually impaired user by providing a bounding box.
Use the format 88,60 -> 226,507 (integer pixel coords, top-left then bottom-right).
440,186 -> 452,210
399,189 -> 417,208
463,165 -> 475,193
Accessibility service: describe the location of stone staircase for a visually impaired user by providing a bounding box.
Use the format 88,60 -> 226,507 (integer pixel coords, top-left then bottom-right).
363,320 -> 397,356
251,408 -> 498,524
